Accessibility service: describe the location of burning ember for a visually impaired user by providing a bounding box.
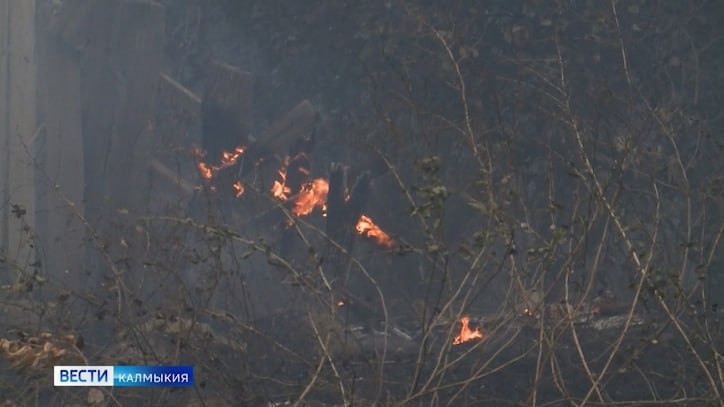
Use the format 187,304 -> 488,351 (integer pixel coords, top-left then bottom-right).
355,215 -> 394,248
193,145 -> 246,181
452,316 -> 483,345
293,178 -> 329,216
271,157 -> 292,200
221,146 -> 245,167
232,181 -> 244,198
197,162 -> 213,180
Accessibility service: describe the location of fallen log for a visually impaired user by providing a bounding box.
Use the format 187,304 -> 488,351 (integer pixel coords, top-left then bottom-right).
256,100 -> 318,158
149,158 -> 197,196
156,73 -> 203,135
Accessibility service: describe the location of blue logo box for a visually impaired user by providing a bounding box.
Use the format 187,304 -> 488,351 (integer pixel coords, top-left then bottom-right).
113,365 -> 194,387
54,365 -> 194,387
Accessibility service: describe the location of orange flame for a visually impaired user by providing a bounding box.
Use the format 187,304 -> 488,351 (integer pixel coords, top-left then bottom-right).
293,178 -> 329,216
193,145 -> 246,181
452,316 -> 483,345
267,160 -> 394,250
221,146 -> 245,167
232,181 -> 244,198
271,164 -> 291,200
355,215 -> 394,248
197,162 -> 213,180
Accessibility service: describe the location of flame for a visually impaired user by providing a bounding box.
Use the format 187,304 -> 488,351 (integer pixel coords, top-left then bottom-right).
193,145 -> 246,181
355,215 -> 394,248
271,155 -> 314,202
267,159 -> 393,250
272,165 -> 291,200
221,146 -> 245,167
197,162 -> 213,180
452,316 -> 483,345
232,181 -> 244,197
270,155 -> 327,216
293,178 -> 329,216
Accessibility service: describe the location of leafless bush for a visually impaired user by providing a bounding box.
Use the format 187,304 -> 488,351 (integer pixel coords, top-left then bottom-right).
1,0 -> 721,406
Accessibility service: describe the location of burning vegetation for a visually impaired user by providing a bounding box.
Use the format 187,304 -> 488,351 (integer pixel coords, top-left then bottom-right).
355,215 -> 394,248
192,145 -> 248,197
452,316 -> 483,345
192,145 -> 246,181
271,156 -> 292,200
193,149 -> 394,248
232,181 -> 244,198
293,178 -> 329,216
270,156 -> 393,247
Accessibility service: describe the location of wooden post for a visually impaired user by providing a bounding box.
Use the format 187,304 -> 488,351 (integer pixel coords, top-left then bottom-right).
66,0 -> 164,285
34,8 -> 86,288
0,0 -> 37,280
106,0 -> 165,213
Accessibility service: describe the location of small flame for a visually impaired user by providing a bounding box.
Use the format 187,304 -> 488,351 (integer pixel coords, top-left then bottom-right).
293,178 -> 329,216
197,162 -> 213,180
221,146 -> 246,167
452,316 -> 483,345
232,181 -> 244,197
355,215 -> 394,248
272,164 -> 291,200
193,145 -> 246,181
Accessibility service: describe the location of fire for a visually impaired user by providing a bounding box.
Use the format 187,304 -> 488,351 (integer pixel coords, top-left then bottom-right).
197,162 -> 213,180
221,146 -> 245,167
266,157 -> 393,248
452,316 -> 483,345
355,215 -> 394,248
271,165 -> 291,200
293,178 -> 329,216
232,181 -> 244,197
193,145 -> 246,181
